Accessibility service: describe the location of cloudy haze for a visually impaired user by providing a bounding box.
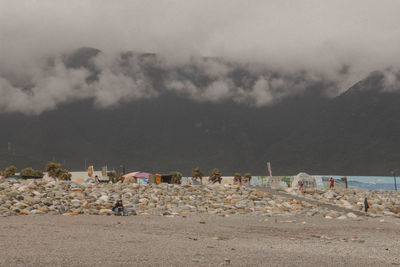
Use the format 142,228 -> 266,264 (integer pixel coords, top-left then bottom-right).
1,0 -> 400,114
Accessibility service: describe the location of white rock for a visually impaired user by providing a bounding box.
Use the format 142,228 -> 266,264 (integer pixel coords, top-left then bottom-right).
347,212 -> 357,218
98,195 -> 109,202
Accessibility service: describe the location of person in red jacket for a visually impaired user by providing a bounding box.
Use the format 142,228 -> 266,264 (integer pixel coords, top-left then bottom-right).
329,177 -> 335,189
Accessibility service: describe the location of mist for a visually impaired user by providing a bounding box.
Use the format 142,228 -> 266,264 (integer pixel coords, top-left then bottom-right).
1,0 -> 400,114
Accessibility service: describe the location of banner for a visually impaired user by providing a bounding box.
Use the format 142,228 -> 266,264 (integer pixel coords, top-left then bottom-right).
267,162 -> 272,177
88,165 -> 94,177
102,166 -> 107,177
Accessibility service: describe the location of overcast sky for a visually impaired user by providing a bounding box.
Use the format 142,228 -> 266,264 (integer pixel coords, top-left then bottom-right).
1,0 -> 400,113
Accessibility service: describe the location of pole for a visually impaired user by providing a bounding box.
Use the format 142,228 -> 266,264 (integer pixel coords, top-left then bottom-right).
393,172 -> 397,191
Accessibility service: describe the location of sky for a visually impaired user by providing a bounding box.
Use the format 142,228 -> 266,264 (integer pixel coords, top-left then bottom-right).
1,0 -> 400,114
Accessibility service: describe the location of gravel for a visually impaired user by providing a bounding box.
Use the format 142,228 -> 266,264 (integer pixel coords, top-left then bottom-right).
0,214 -> 399,266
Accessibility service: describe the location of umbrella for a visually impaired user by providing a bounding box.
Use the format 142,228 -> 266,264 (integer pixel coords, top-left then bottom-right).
122,172 -> 139,178
122,171 -> 152,179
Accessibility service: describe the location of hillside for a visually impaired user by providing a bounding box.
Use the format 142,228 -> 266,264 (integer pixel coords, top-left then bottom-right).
1,49 -> 399,176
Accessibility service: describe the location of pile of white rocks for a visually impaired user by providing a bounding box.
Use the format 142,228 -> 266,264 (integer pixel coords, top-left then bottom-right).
0,179 -> 344,217
289,188 -> 400,217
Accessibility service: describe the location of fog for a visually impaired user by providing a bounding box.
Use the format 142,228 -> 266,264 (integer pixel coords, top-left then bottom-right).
1,0 -> 400,114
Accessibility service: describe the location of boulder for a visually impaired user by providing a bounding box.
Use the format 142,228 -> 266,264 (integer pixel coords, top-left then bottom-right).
99,209 -> 114,215
291,173 -> 316,189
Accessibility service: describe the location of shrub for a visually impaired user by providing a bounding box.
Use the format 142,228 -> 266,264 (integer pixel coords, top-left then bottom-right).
4,165 -> 17,178
107,171 -> 122,183
192,167 -> 203,179
170,171 -> 182,184
20,168 -> 44,178
45,162 -> 71,181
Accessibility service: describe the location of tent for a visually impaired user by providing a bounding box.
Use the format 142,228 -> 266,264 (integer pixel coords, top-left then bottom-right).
122,172 -> 152,179
122,171 -> 153,183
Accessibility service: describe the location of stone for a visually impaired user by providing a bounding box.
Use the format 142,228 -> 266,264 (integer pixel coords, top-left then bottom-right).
291,172 -> 316,189
347,212 -> 358,219
99,209 -> 113,215
20,209 -> 30,215
325,211 -> 339,218
30,209 -> 45,215
0,179 -> 398,218
98,195 -> 109,202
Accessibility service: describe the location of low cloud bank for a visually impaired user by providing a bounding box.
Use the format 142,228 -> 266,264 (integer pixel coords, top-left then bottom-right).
0,50 -> 342,114
1,0 -> 400,114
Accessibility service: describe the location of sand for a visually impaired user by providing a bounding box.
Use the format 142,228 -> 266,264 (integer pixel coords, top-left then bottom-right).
0,214 -> 399,266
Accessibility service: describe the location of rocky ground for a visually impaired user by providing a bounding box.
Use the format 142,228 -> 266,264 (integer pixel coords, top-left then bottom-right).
0,179 -> 399,220
287,187 -> 400,218
0,179 -> 399,266
0,215 -> 399,266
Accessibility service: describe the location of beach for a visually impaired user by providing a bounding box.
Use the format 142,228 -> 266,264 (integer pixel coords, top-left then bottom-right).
0,214 -> 399,266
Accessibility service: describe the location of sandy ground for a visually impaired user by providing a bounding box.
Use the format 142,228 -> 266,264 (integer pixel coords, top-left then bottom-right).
0,214 -> 399,267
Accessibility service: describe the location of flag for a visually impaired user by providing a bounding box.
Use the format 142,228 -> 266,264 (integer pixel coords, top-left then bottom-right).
102,166 -> 107,177
88,165 -> 94,177
267,162 -> 272,177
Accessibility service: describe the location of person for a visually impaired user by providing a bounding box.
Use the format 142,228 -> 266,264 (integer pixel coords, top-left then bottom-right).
94,175 -> 100,183
298,180 -> 304,190
364,197 -> 369,216
329,177 -> 335,189
112,200 -> 128,216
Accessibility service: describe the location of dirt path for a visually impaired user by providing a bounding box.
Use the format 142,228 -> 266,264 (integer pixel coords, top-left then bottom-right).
255,187 -> 365,216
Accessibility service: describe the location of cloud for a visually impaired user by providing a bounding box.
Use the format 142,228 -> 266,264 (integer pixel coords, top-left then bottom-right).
1,0 -> 400,114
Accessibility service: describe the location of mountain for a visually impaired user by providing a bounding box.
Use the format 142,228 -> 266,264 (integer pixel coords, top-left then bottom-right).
1,48 -> 400,176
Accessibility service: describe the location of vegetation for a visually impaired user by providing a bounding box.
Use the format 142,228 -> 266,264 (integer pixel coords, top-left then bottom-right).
281,176 -> 292,187
45,162 -> 71,181
1,165 -> 18,178
244,172 -> 252,183
107,171 -> 123,183
209,168 -> 222,184
170,171 -> 182,184
20,168 -> 44,178
234,172 -> 242,183
191,167 -> 203,182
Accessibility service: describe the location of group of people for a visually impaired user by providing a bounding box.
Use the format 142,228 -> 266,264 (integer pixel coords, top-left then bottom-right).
298,177 -> 335,190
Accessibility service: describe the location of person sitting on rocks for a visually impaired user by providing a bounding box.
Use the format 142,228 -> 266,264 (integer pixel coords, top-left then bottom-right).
112,200 -> 128,216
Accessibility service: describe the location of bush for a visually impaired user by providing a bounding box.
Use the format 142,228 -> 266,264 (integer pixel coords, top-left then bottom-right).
210,168 -> 222,184
45,162 -> 71,181
170,171 -> 182,184
192,167 -> 203,179
3,165 -> 17,178
20,168 -> 44,178
107,171 -> 123,183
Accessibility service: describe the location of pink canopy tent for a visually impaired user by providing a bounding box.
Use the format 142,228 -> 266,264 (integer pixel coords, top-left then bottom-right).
122,172 -> 152,179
